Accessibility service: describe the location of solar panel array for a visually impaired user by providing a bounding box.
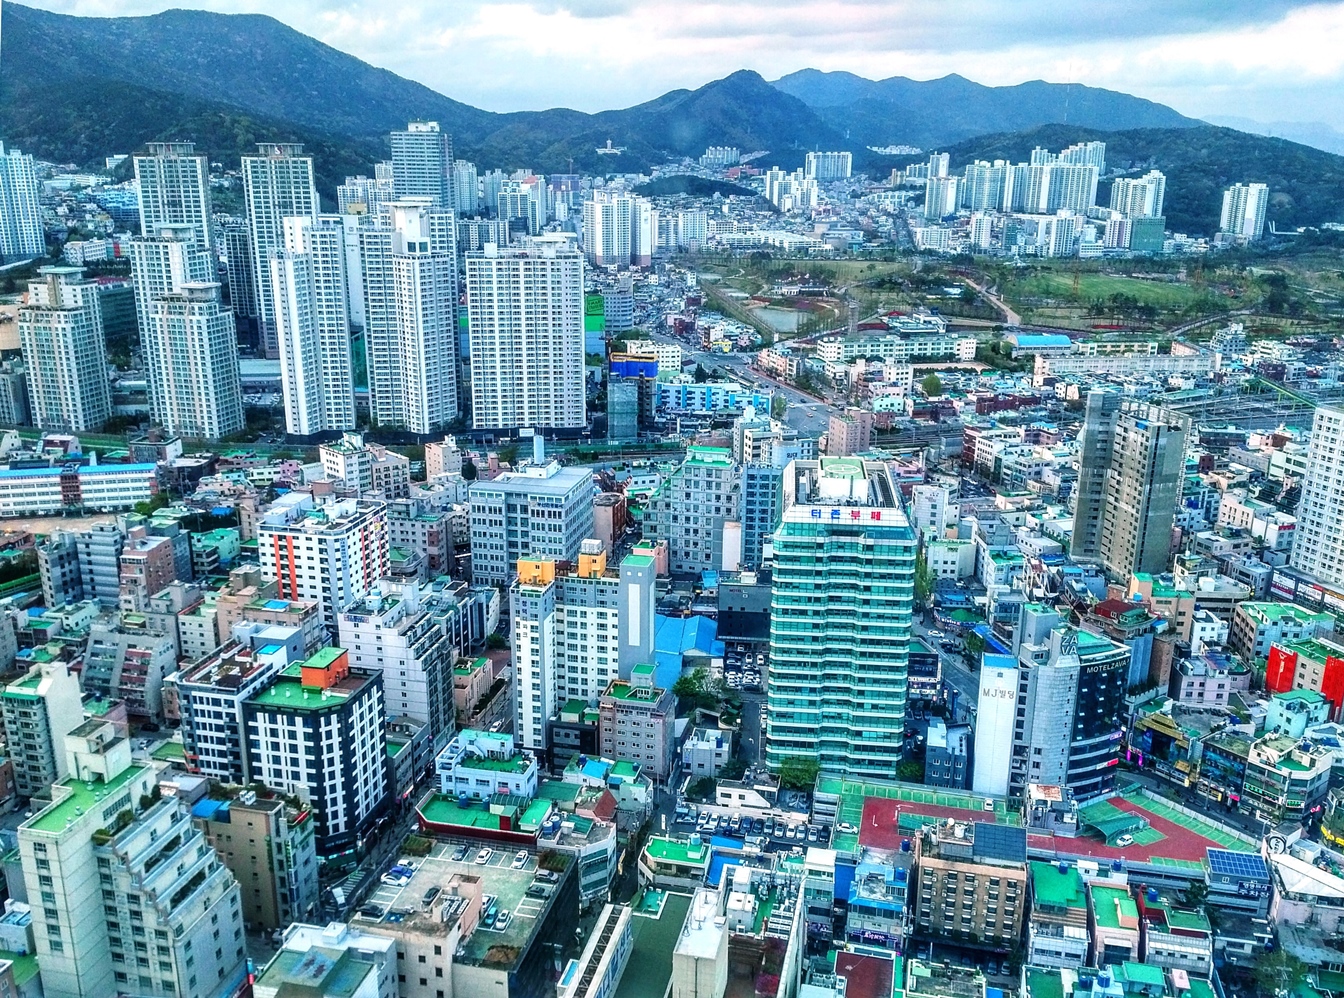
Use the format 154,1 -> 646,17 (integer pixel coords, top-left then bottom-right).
1206,848 -> 1269,881
973,822 -> 1028,863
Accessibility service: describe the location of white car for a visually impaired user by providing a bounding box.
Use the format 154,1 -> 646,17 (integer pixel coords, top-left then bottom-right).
836,822 -> 858,835
380,874 -> 409,887
1115,834 -> 1135,848
511,850 -> 529,869
983,798 -> 995,812
475,848 -> 494,865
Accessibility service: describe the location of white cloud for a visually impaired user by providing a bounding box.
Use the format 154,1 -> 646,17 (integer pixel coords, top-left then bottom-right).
17,0 -> 1344,126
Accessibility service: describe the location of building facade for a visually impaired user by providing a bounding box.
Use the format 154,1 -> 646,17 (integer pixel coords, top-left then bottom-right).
18,267 -> 111,432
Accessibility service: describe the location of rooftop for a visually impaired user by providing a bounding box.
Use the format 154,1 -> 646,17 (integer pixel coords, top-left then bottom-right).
25,761 -> 152,835
256,947 -> 376,998
644,836 -> 710,868
1091,884 -> 1139,931
1030,861 -> 1087,910
247,660 -> 375,712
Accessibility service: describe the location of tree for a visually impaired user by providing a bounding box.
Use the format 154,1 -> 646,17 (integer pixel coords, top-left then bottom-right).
719,758 -> 748,781
1253,949 -> 1305,997
770,395 -> 788,419
485,633 -> 508,650
914,547 -> 934,608
693,363 -> 710,383
776,756 -> 821,791
963,631 -> 986,664
897,760 -> 924,782
921,373 -> 943,397
462,458 -> 479,481
686,777 -> 716,801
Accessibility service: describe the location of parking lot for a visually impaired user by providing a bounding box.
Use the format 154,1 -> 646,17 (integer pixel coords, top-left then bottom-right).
673,797 -> 831,851
723,641 -> 765,693
356,841 -> 553,928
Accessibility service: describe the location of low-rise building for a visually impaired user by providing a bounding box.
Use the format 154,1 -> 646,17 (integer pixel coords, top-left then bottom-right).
1028,861 -> 1090,968
683,727 -> 731,776
1229,601 -> 1334,662
435,729 -> 539,801
913,820 -> 1028,952
1137,889 -> 1214,976
1241,732 -> 1332,822
255,922 -> 396,998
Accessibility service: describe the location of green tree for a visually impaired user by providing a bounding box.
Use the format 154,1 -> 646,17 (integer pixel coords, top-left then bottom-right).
1253,949 -> 1305,997
462,458 -> 479,481
963,632 -> 986,664
686,777 -> 716,801
485,633 -> 508,650
719,758 -> 748,781
921,373 -> 943,397
496,444 -> 519,465
693,363 -> 710,383
914,547 -> 934,608
897,760 -> 924,782
776,756 -> 821,791
770,395 -> 788,419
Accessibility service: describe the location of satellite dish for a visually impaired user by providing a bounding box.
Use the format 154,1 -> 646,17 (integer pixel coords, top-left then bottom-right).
1266,833 -> 1287,855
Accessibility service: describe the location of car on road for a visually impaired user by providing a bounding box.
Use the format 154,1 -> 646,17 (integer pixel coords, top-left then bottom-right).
475,848 -> 494,865
511,850 -> 529,869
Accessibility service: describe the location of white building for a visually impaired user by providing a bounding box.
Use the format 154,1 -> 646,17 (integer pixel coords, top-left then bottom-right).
434,728 -> 538,800
972,657 -> 1018,796
390,121 -> 453,208
336,171 -> 394,216
361,199 -> 459,434
256,923 -> 396,998
466,236 -> 586,430
1220,182 -> 1270,240
128,222 -> 213,342
339,580 -> 455,751
0,463 -> 156,517
511,564 -> 559,753
0,142 -> 44,262
18,266 -> 111,432
142,282 -> 244,440
924,176 -> 961,219
584,189 -> 654,267
18,720 -> 247,998
1290,404 -> 1344,587
452,160 -> 479,214
270,215 -> 357,436
804,151 -> 853,181
467,460 -> 596,587
623,339 -> 683,379
243,143 -> 320,357
133,141 -> 213,250
1109,170 -> 1166,219
763,168 -> 818,213
641,445 -> 740,573
255,493 -> 390,629
910,484 -> 952,539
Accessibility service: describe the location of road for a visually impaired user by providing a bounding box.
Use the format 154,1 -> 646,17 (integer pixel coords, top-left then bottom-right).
913,621 -> 980,708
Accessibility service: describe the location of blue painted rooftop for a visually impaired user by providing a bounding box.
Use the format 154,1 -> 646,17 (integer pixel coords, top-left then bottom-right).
0,463 -> 158,479
1011,334 -> 1072,347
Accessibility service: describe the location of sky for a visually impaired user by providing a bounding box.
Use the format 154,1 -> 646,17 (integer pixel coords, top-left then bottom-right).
17,0 -> 1344,130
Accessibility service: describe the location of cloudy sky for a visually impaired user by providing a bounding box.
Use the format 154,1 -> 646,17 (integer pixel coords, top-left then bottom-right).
17,0 -> 1344,128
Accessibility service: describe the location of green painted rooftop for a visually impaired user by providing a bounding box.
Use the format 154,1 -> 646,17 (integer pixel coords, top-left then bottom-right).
1091,885 -> 1138,930
643,837 -> 709,867
0,950 -> 38,986
458,752 -> 532,774
26,762 -> 152,834
1030,862 -> 1086,909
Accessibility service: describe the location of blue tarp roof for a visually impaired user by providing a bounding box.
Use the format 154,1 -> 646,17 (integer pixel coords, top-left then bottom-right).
833,861 -> 856,901
654,614 -> 726,687
191,799 -> 228,820
1011,334 -> 1071,347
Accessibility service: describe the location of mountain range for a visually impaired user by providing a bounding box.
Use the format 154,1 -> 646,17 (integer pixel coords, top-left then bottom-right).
1,2 -> 1342,235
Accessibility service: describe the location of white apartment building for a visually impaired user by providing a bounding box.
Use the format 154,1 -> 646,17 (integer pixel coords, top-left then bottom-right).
0,142 -> 44,261
142,282 -> 244,440
434,729 -> 538,800
467,235 -> 586,430
1291,404 -> 1344,587
390,121 -> 454,208
763,167 -> 818,212
176,639 -> 296,783
19,721 -> 246,998
256,923 -> 396,998
339,580 -> 456,751
910,484 -> 953,539
243,143 -> 320,357
511,563 -> 559,754
452,160 -> 480,215
134,141 -> 213,250
270,215 -> 357,436
1109,170 -> 1167,219
128,222 -> 214,340
924,176 -> 960,219
804,151 -> 853,181
336,171 -> 394,217
467,461 -> 596,586
0,659 -> 83,798
255,493 -> 389,629
1221,182 -> 1270,240
641,445 -> 740,573
18,266 -> 112,432
361,199 -> 459,434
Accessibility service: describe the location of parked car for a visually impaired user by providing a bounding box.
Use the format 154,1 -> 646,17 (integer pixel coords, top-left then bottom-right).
512,850 -> 529,869
495,910 -> 512,931
475,848 -> 494,865
837,822 -> 858,834
422,887 -> 441,906
451,844 -> 469,862
1115,834 -> 1135,848
534,870 -> 560,884
358,904 -> 384,919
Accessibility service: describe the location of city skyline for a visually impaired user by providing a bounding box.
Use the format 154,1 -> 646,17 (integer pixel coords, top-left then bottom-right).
17,0 -> 1344,132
